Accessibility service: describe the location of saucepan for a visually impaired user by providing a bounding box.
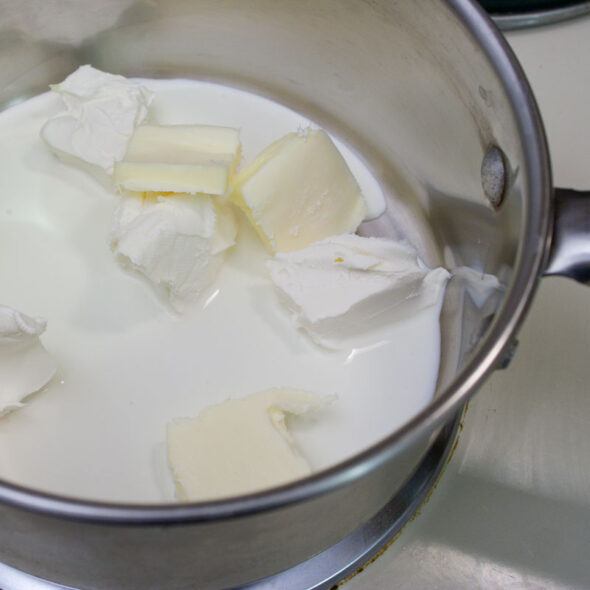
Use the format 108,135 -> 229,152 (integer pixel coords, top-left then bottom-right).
0,1 -> 588,589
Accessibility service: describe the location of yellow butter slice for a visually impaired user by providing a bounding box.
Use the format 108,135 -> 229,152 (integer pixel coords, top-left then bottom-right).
114,124 -> 240,195
230,128 -> 367,252
166,388 -> 331,501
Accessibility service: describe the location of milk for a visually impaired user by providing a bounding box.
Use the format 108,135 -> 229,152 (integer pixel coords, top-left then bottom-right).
0,80 -> 442,503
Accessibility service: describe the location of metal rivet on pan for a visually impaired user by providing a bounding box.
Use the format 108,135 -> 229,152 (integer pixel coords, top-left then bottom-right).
481,145 -> 507,208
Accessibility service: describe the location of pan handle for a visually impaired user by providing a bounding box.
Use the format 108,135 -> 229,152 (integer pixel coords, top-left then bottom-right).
544,188 -> 590,284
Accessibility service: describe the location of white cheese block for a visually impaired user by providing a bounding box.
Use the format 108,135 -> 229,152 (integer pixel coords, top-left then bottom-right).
167,388 -> 331,501
110,192 -> 237,310
0,305 -> 57,416
231,128 -> 367,252
114,124 -> 241,195
266,233 -> 450,349
40,65 -> 153,180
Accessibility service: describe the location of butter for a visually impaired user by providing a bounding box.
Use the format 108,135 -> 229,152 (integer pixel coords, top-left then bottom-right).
231,128 -> 367,252
166,388 -> 331,501
114,124 -> 240,195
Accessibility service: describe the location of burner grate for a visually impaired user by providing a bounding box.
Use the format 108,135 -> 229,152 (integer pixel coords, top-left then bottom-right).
478,0 -> 590,29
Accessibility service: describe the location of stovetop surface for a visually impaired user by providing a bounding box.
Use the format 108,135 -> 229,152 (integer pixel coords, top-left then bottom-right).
346,15 -> 590,589
1,10 -> 589,590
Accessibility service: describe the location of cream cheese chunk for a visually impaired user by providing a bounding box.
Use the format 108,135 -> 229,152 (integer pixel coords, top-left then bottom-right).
114,124 -> 241,195
267,234 -> 450,349
231,128 -> 367,252
0,305 -> 57,416
167,388 -> 331,501
110,192 -> 237,310
40,65 -> 153,180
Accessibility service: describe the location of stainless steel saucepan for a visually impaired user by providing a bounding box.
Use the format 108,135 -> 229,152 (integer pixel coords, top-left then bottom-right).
0,1 -> 588,588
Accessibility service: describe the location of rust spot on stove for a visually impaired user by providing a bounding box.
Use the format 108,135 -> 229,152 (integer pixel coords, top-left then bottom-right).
333,525 -> 407,588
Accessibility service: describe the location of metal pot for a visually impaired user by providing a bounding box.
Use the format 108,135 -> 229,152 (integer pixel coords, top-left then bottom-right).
0,1 -> 588,588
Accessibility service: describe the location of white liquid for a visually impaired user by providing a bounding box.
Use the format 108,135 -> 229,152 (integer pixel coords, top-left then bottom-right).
0,80 -> 442,503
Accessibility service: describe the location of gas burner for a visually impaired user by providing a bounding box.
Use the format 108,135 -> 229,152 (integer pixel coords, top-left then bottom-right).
478,0 -> 590,29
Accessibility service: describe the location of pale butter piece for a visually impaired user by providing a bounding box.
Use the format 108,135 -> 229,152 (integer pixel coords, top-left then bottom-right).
114,124 -> 241,195
0,305 -> 57,416
167,388 -> 330,501
231,128 -> 367,252
267,233 -> 450,349
110,191 -> 237,310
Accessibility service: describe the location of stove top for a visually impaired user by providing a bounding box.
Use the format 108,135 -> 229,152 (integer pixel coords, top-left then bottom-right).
1,10 -> 590,590
344,15 -> 590,588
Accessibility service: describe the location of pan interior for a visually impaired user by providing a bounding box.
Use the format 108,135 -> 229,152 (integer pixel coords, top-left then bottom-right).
0,0 -> 545,507
0,76 -> 447,503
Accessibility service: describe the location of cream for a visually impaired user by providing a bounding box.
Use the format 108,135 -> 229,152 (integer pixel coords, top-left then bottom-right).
0,305 -> 56,415
110,192 -> 237,310
40,65 -> 153,181
267,233 -> 450,349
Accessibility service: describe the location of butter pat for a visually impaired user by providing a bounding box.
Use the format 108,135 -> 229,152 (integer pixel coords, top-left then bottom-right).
40,65 -> 153,179
167,388 -> 331,501
0,305 -> 57,415
231,128 -> 367,252
267,234 -> 450,349
114,125 -> 241,195
110,192 -> 237,310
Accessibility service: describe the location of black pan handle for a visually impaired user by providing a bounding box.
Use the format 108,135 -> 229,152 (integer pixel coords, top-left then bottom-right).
544,188 -> 590,284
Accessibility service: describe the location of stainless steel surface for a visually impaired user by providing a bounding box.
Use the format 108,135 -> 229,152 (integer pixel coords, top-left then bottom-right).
545,189 -> 590,283
491,1 -> 590,30
0,438 -> 435,589
0,0 -> 570,588
242,413 -> 462,589
481,145 -> 508,208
